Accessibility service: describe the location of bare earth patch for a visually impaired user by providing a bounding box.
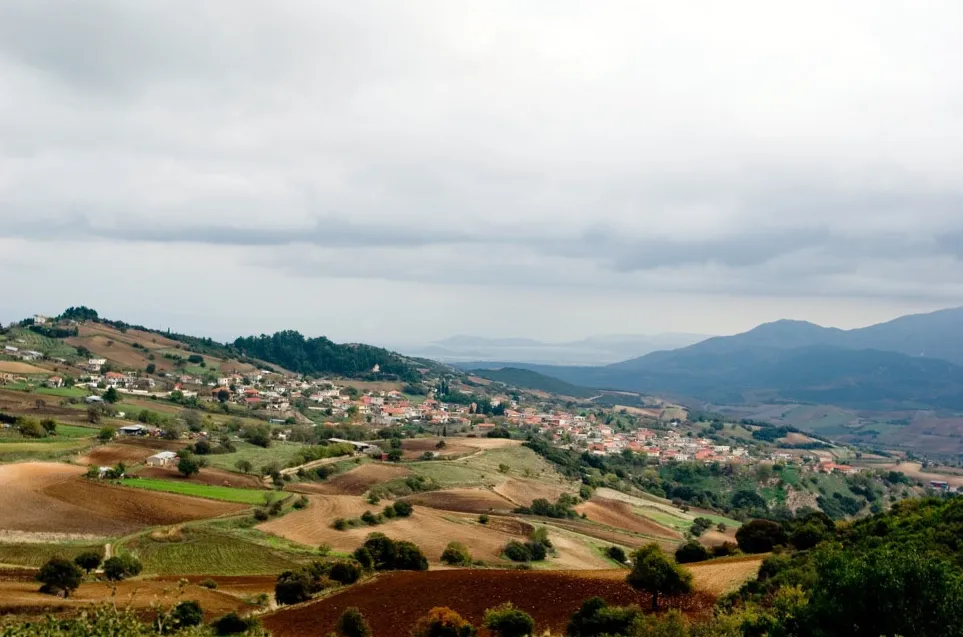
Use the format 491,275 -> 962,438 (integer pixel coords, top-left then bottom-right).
576,497 -> 681,540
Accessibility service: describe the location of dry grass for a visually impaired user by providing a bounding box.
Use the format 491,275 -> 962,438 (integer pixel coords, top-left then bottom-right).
575,497 -> 681,540
0,361 -> 49,375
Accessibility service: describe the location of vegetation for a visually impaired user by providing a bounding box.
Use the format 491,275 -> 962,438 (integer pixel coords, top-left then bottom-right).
483,603 -> 535,637
103,554 -> 143,581
336,608 -> 371,637
36,557 -> 83,598
357,533 -> 428,571
118,478 -> 270,504
410,607 -> 475,637
626,543 -> 692,610
674,540 -> 711,564
441,542 -> 473,566
74,551 -> 103,573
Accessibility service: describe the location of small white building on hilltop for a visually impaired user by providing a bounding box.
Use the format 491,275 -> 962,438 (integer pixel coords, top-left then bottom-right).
146,451 -> 177,467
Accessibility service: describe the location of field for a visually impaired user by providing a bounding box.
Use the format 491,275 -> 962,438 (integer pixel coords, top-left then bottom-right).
78,440 -> 171,466
0,361 -> 50,375
575,497 -> 681,540
292,462 -> 410,496
405,488 -> 516,514
121,526 -> 314,576
0,542 -> 103,568
136,466 -> 264,489
204,441 -> 308,473
0,462 -> 246,536
118,477 -> 271,504
263,569 -> 717,637
0,569 -> 249,619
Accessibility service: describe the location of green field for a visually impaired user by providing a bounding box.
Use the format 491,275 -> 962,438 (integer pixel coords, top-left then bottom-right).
118,477 -> 272,504
0,543 -> 104,568
122,527 -> 311,575
0,424 -> 94,443
204,441 -> 308,473
408,445 -> 571,490
4,384 -> 91,399
2,328 -> 79,359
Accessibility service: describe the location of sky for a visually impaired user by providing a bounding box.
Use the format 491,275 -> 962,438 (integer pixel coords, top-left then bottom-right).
2,1 -> 962,346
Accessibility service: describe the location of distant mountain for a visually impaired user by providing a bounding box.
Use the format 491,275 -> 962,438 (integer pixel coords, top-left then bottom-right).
467,307 -> 963,411
398,333 -> 710,365
469,367 -> 598,399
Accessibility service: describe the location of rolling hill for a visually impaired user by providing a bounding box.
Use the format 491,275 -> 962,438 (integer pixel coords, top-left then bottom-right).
467,307 -> 963,411
469,367 -> 598,398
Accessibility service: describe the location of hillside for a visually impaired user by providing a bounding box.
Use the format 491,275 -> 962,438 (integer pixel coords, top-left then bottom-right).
469,367 -> 597,398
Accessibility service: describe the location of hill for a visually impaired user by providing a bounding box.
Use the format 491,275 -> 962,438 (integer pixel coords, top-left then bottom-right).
469,367 -> 597,398
482,307 -> 963,411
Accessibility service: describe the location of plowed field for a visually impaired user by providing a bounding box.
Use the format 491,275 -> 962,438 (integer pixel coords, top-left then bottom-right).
493,478 -> 568,507
291,463 -> 410,496
0,462 -> 245,536
404,488 -> 516,514
0,575 -> 248,619
264,569 -> 715,637
575,497 -> 680,540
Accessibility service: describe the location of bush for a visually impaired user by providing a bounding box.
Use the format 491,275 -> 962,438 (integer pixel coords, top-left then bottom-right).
41,418 -> 57,434
352,547 -> 374,571
441,542 -> 473,566
736,519 -> 788,554
526,541 -> 547,561
97,426 -> 114,441
212,611 -> 256,636
253,508 -> 270,522
199,578 -> 218,589
360,510 -> 380,526
329,560 -> 362,585
606,546 -> 627,564
178,456 -> 201,477
503,540 -> 531,562
337,607 -> 371,637
712,542 -> 738,558
275,570 -> 313,605
74,551 -> 103,574
36,557 -> 83,598
484,603 -> 535,637
392,500 -> 413,517
169,600 -> 204,629
567,597 -> 641,637
359,534 -> 428,571
411,607 -> 476,637
478,514 -> 490,525
292,495 -> 309,510
102,554 -> 142,581
675,540 -> 711,564
17,417 -> 46,439
627,544 -> 692,610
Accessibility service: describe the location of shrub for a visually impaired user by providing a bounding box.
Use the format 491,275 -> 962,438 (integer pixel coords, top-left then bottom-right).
352,547 -> 374,571
169,600 -> 204,629
212,611 -> 256,636
329,560 -> 362,585
484,603 -> 535,637
41,418 -> 58,434
253,508 -> 270,522
441,542 -> 472,566
74,551 -> 103,574
102,555 -> 142,581
36,557 -> 83,598
199,578 -> 218,589
275,570 -> 313,605
712,542 -> 738,558
17,417 -> 46,439
177,456 -> 201,477
360,534 -> 428,571
478,514 -> 490,525
675,540 -> 711,564
736,519 -> 788,554
337,607 -> 371,637
360,510 -> 380,526
567,597 -> 641,637
97,426 -> 114,441
606,546 -> 627,564
386,449 -> 403,462
526,541 -> 547,561
411,607 -> 476,637
292,495 -> 309,510
393,500 -> 413,517
503,540 -> 531,562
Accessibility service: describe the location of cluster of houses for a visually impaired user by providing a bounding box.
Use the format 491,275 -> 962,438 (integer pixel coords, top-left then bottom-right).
3,345 -> 44,362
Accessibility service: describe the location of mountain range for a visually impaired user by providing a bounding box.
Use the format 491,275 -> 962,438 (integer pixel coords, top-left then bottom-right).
396,333 -> 710,365
463,306 -> 963,411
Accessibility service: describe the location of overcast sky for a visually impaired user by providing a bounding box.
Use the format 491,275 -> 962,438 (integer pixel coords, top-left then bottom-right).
2,1 -> 962,346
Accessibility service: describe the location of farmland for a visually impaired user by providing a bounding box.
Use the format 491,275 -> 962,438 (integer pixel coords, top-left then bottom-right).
118,477 -> 273,505
263,568 -> 718,637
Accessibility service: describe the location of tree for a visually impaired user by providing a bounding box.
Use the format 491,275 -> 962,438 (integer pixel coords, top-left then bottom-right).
145,363 -> 156,374
386,449 -> 403,462
329,560 -> 362,585
17,417 -> 46,439
606,546 -> 627,564
441,542 -> 472,566
169,600 -> 204,629
98,426 -> 114,441
243,425 -> 271,448
566,597 -> 641,637
36,557 -> 83,598
736,519 -> 787,554
503,540 -> 531,562
392,500 -> 413,517
337,607 -> 371,637
483,603 -> 534,637
103,555 -> 142,581
411,607 -> 476,637
103,386 -> 119,404
177,455 -> 201,477
212,612 -> 255,636
41,418 -> 57,434
87,405 -> 103,424
235,459 -> 253,474
626,543 -> 693,610
74,551 -> 102,574
182,409 -> 203,432
674,540 -> 711,564
275,570 -> 313,605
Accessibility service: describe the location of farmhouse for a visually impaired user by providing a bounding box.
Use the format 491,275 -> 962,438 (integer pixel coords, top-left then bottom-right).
47,376 -> 64,388
118,424 -> 147,436
146,451 -> 177,467
88,358 -> 107,372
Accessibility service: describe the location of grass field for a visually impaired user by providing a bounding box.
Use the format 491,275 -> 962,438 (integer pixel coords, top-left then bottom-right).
0,424 -> 95,443
118,477 -> 273,505
204,441 -> 308,473
123,526 -> 312,575
407,445 -> 570,490
0,440 -> 91,462
0,542 -> 103,568
4,384 -> 91,399
3,328 -> 78,359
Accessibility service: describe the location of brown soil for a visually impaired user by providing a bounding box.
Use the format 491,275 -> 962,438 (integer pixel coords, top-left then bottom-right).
263,569 -> 716,637
493,478 -> 568,507
0,577 -> 248,619
0,462 -> 245,536
401,438 -> 476,459
258,496 -> 529,563
575,498 -> 681,540
697,530 -> 737,548
0,362 -> 49,375
136,466 -> 265,489
685,556 -> 764,596
542,518 -> 678,552
292,463 -> 410,496
78,442 -> 160,466
404,488 -> 516,514
158,575 -> 276,598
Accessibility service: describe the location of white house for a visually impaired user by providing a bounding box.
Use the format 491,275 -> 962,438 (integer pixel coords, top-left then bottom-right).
146,451 -> 177,467
20,350 -> 42,361
4,345 -> 18,354
88,358 -> 107,372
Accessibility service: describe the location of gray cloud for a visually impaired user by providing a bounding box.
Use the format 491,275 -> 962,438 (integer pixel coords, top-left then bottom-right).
1,1 -> 962,340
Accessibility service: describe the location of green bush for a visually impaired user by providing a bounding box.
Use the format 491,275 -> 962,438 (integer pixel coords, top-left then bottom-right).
103,555 -> 142,581
606,546 -> 627,564
675,540 -> 711,564
503,540 -> 531,562
484,603 -> 534,637
329,561 -> 362,585
337,607 -> 371,637
441,542 -> 472,566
